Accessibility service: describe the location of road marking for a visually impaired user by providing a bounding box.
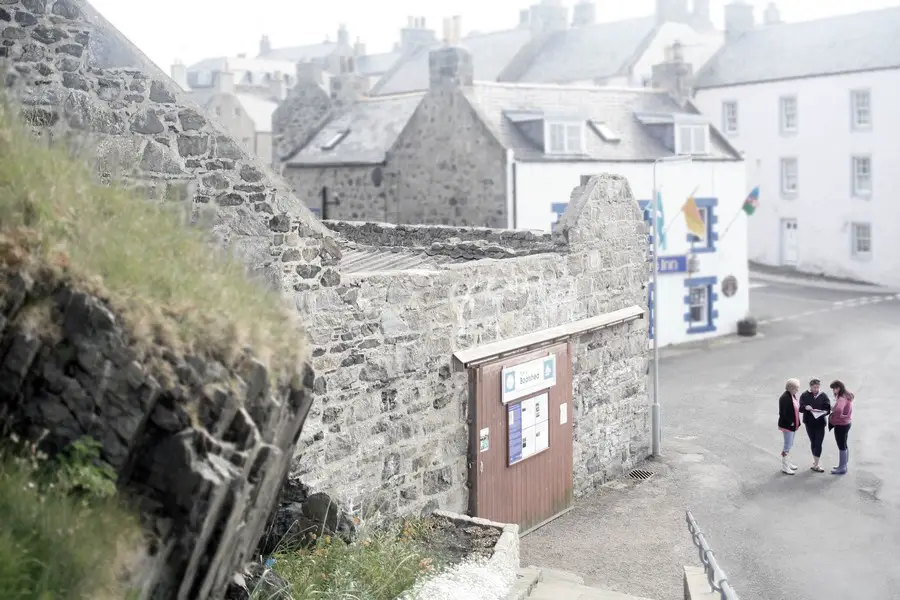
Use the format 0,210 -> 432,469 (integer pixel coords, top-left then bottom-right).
757,292 -> 898,329
748,282 -> 769,289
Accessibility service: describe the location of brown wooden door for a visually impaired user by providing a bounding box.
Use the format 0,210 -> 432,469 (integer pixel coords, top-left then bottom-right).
468,343 -> 574,532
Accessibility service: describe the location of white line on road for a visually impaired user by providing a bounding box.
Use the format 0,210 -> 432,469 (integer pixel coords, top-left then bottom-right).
757,291 -> 899,330
748,282 -> 769,289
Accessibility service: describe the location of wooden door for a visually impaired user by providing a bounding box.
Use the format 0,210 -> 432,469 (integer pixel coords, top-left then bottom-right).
468,343 -> 573,533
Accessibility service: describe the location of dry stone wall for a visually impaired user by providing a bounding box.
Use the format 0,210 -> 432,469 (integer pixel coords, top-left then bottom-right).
0,271 -> 314,600
281,175 -> 650,519
1,0 -> 336,292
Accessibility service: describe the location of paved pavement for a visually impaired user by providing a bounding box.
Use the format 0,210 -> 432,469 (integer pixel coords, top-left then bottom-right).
521,276 -> 900,600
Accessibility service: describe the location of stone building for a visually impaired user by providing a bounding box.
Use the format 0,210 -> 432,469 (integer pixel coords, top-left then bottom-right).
2,0 -> 652,531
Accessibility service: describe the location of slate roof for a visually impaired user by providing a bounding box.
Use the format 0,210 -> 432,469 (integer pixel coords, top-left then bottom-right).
371,28 -> 534,95
285,92 -> 424,166
694,6 -> 900,89
258,42 -> 339,62
517,17 -> 659,83
186,56 -> 298,88
356,51 -> 403,76
465,82 -> 740,161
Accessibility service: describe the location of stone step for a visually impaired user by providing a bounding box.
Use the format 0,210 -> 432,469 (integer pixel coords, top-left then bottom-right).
505,566 -> 543,600
523,567 -> 656,600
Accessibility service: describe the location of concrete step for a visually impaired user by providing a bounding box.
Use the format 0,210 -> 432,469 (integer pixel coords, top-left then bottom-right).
505,566 -> 543,600
523,567 -> 656,600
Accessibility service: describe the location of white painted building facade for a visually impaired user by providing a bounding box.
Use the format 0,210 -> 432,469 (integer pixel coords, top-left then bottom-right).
514,160 -> 750,348
692,5 -> 900,286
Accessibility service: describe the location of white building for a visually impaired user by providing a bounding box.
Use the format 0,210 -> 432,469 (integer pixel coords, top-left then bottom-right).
692,3 -> 900,286
464,82 -> 750,348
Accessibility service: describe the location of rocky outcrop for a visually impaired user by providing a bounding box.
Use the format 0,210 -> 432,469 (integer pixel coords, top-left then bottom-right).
0,268 -> 314,599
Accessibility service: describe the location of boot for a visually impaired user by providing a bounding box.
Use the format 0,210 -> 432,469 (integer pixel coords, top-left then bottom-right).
831,450 -> 848,475
781,453 -> 795,475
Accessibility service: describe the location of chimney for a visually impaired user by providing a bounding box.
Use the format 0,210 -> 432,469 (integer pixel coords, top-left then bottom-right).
269,71 -> 286,101
337,23 -> 349,46
692,0 -> 713,30
401,15 -> 437,53
296,61 -> 324,86
572,1 -> 596,27
656,0 -> 689,24
453,15 -> 462,43
170,60 -> 188,90
330,56 -> 368,110
724,1 -> 755,41
216,63 -> 235,94
519,9 -> 530,28
259,34 -> 272,56
651,40 -> 693,106
764,3 -> 782,25
529,0 -> 568,37
429,45 -> 473,90
354,37 -> 366,56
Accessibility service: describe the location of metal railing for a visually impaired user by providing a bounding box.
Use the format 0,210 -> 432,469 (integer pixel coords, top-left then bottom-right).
685,511 -> 740,600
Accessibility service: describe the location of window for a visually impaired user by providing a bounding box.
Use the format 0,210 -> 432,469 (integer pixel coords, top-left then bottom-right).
321,129 -> 350,150
546,122 -> 584,154
588,120 -> 620,142
851,90 -> 871,130
684,276 -> 718,334
722,101 -> 738,135
780,158 -> 798,195
686,197 -> 719,254
779,96 -> 797,133
689,286 -> 708,324
851,223 -> 871,257
852,156 -> 872,197
675,124 -> 710,155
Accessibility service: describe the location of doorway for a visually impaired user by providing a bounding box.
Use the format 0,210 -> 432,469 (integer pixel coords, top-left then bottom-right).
780,218 -> 799,266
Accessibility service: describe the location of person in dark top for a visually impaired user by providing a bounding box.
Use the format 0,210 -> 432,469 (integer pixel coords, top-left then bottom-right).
778,378 -> 801,475
799,378 -> 831,472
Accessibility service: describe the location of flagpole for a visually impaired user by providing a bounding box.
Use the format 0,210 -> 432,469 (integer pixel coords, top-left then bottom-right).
662,185 -> 701,237
720,207 -> 745,239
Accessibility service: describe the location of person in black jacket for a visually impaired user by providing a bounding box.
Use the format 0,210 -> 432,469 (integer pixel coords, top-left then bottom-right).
799,378 -> 831,472
778,378 -> 802,475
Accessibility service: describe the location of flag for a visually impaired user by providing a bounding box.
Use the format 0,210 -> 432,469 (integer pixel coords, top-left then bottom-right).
682,192 -> 706,238
655,191 -> 667,251
742,186 -> 760,216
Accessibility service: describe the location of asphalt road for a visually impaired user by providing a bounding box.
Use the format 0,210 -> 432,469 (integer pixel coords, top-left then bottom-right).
521,277 -> 900,600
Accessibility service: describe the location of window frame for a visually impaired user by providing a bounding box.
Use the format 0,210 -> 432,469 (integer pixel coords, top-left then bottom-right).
851,89 -> 872,130
779,95 -> 798,134
545,120 -> 585,155
675,124 -> 710,156
683,276 -> 719,335
851,155 -> 872,198
851,222 -> 872,258
780,157 -> 798,197
722,101 -> 738,135
688,286 -> 709,325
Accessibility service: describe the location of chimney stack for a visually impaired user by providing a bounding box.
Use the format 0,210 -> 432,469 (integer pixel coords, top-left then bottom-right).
259,34 -> 272,57
572,1 -> 596,27
529,0 -> 568,36
216,63 -> 235,94
400,15 -> 437,53
296,61 -> 324,86
337,23 -> 349,46
724,1 -> 755,41
764,3 -> 782,25
428,45 -> 474,90
330,56 -> 368,110
651,40 -> 692,106
691,0 -> 713,30
656,0 -> 689,24
354,37 -> 366,56
519,9 -> 530,28
170,60 -> 188,90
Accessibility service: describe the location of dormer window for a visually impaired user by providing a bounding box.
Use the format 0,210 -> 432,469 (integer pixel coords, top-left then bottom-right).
546,121 -> 584,154
675,124 -> 710,156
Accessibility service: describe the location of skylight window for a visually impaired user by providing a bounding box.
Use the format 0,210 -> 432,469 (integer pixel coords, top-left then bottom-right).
588,120 -> 621,143
321,129 -> 350,151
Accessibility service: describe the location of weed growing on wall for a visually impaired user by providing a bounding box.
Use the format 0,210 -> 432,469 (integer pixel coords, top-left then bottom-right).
0,435 -> 143,599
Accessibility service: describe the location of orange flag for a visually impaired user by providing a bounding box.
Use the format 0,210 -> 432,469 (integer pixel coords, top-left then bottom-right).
682,188 -> 705,238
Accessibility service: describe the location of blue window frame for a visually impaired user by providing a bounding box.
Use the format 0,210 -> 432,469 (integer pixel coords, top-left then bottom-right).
686,197 -> 719,254
683,276 -> 718,334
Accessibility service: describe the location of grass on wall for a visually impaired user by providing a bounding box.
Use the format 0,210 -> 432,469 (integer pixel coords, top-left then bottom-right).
0,99 -> 305,378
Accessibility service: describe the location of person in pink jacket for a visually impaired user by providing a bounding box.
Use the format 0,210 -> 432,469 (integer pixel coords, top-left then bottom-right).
828,380 -> 854,475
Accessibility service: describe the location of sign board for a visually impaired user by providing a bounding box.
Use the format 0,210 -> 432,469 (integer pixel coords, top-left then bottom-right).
502,355 -> 556,404
479,428 -> 490,453
657,255 -> 687,274
508,392 -> 551,466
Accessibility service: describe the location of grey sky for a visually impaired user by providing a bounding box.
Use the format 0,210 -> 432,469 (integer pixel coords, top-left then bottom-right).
91,0 -> 899,71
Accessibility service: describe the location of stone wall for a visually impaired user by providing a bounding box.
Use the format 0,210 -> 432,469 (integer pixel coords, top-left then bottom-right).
1,0 -> 334,293
284,175 -> 650,519
0,271 -> 314,600
286,165 -> 393,221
